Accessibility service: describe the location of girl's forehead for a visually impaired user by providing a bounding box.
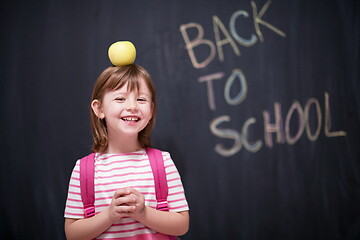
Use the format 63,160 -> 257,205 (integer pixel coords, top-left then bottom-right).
109,79 -> 151,95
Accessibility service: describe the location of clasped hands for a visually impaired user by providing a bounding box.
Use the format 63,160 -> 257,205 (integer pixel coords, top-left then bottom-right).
108,187 -> 146,223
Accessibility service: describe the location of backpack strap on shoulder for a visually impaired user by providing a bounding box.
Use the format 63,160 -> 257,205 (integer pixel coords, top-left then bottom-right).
146,147 -> 169,211
80,153 -> 96,218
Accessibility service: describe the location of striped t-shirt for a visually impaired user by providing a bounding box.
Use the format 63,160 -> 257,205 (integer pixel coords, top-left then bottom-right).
64,149 -> 189,239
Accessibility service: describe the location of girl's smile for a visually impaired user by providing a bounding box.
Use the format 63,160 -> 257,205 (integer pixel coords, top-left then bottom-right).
121,116 -> 141,126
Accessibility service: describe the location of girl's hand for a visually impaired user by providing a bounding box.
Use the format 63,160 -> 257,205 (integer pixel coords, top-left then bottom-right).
127,188 -> 146,219
107,188 -> 137,223
108,188 -> 189,236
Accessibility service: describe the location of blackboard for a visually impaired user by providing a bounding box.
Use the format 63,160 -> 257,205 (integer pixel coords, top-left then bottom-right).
1,0 -> 359,239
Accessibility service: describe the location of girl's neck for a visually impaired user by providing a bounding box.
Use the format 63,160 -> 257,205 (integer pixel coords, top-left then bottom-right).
106,134 -> 143,154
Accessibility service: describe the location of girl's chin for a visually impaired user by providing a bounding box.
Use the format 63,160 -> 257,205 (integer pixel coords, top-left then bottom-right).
117,128 -> 147,136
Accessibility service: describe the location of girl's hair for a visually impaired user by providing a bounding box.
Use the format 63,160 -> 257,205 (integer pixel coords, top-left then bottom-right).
90,64 -> 157,153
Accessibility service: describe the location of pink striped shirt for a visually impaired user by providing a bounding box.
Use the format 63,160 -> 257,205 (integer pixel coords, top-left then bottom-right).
64,150 -> 188,239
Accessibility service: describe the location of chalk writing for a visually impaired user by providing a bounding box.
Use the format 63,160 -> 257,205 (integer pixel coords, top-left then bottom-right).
213,15 -> 240,62
263,102 -> 284,147
284,101 -> 304,145
211,93 -> 346,157
210,115 -> 242,157
179,23 -> 216,69
324,92 -> 347,137
180,0 -> 346,156
251,0 -> 286,42
230,10 -> 257,47
304,98 -> 322,141
224,69 -> 247,106
198,72 -> 225,111
198,69 -> 247,110
179,0 -> 286,69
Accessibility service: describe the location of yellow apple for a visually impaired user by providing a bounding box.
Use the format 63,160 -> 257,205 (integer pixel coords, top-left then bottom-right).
108,41 -> 136,66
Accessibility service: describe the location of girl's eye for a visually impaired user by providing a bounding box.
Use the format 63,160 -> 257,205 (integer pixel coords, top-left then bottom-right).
115,97 -> 125,101
137,98 -> 147,102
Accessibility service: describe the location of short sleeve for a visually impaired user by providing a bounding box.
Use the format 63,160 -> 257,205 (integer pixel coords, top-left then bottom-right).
162,151 -> 189,212
64,160 -> 84,219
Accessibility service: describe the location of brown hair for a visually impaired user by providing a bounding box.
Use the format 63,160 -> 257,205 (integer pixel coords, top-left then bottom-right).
90,64 -> 157,153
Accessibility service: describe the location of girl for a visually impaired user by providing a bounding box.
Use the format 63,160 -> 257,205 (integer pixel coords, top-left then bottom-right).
64,65 -> 189,240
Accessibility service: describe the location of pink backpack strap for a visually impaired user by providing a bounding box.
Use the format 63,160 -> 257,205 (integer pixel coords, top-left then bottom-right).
146,147 -> 169,211
80,153 -> 96,218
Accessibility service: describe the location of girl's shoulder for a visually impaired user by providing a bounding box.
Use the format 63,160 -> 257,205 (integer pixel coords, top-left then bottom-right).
150,148 -> 172,159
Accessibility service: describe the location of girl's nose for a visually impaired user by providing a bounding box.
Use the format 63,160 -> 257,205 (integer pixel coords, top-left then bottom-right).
125,99 -> 138,111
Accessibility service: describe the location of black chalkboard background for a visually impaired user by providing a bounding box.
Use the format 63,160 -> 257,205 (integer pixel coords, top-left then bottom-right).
1,0 -> 359,239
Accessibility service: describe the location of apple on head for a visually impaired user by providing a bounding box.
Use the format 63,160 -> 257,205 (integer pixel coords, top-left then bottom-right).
108,41 -> 136,66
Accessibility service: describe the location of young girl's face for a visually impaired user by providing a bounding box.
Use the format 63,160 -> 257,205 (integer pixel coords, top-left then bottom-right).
94,77 -> 153,139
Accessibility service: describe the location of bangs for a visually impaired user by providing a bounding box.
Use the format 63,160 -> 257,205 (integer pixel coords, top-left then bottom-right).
105,65 -> 142,93
92,64 -> 155,103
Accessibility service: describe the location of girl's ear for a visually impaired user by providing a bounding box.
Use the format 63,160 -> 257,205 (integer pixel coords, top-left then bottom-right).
91,99 -> 105,119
